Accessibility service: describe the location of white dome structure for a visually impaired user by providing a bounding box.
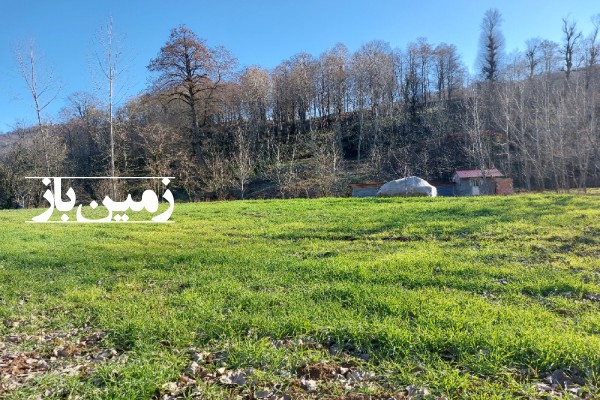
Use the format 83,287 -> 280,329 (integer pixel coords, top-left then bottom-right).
376,176 -> 437,197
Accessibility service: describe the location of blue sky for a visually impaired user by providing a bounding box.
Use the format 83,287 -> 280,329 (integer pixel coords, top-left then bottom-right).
0,0 -> 598,132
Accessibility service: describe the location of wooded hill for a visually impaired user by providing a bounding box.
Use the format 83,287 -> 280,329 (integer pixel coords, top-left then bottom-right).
1,11 -> 599,207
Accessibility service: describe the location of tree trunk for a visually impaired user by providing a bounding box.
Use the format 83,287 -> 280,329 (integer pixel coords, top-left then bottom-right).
189,96 -> 205,168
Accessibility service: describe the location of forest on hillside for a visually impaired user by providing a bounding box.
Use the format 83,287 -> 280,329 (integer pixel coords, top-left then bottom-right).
0,9 -> 599,207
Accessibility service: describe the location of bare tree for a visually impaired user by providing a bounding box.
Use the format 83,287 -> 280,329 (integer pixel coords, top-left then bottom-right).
0,162 -> 10,208
203,143 -> 233,200
148,25 -> 237,167
14,41 -> 61,176
561,17 -> 582,78
239,66 -> 271,123
232,125 -> 255,199
318,44 -> 348,136
238,66 -> 272,160
433,43 -> 464,101
478,9 -> 505,82
94,17 -> 122,198
61,92 -> 102,174
525,38 -> 541,78
350,41 -> 395,162
288,53 -> 318,137
584,14 -> 600,67
314,131 -> 343,196
463,86 -> 490,170
538,40 -> 561,74
94,17 -> 126,196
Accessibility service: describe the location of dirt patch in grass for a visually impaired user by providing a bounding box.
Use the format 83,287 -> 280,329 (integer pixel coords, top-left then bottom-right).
0,329 -> 120,396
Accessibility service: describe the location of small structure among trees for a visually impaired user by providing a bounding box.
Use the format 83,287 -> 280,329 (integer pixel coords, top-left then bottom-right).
452,168 -> 513,196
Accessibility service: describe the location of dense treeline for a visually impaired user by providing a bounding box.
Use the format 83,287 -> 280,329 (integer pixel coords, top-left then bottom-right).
1,10 -> 599,208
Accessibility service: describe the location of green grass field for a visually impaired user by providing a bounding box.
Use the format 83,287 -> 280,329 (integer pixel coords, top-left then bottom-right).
1,195 -> 599,399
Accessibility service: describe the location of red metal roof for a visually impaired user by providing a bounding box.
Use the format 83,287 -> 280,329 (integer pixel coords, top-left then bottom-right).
454,168 -> 504,179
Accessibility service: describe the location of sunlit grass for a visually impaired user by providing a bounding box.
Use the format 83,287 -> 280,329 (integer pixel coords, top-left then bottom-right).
0,194 -> 599,398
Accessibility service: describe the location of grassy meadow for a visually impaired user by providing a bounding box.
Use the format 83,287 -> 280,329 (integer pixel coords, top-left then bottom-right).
0,194 -> 599,399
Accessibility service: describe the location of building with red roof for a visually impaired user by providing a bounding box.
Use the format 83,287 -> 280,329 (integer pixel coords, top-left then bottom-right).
452,169 -> 513,196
